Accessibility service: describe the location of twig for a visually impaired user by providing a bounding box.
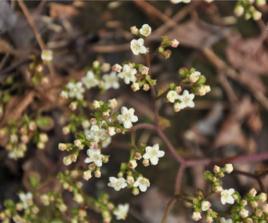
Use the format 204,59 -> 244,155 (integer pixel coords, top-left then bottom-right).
17,0 -> 46,50
18,0 -> 55,76
175,164 -> 186,194
203,47 -> 268,110
160,195 -> 179,223
233,170 -> 265,192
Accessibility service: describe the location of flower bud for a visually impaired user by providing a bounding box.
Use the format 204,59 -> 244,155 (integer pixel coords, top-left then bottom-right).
171,39 -> 179,48
41,49 -> 53,62
128,160 -> 137,169
201,200 -> 211,211
259,193 -> 267,202
224,163 -> 233,174
130,26 -> 139,35
131,82 -> 140,91
58,143 -> 67,151
83,170 -> 92,180
192,211 -> 202,221
143,83 -> 150,91
142,159 -> 150,167
249,188 -> 257,197
94,169 -> 101,178
240,208 -> 249,218
112,64 -> 122,73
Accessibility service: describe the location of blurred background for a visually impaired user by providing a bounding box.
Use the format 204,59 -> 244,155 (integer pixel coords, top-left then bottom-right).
0,1 -> 268,222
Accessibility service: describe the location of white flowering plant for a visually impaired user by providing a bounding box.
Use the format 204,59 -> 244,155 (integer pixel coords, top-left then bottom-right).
1,1 -> 268,223
187,164 -> 268,223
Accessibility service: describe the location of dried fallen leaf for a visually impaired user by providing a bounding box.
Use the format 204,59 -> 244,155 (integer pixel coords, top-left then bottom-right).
226,34 -> 268,75
167,20 -> 229,49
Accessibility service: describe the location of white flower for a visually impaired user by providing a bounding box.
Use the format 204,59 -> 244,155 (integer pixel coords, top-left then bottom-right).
171,0 -> 191,3
130,38 -> 148,55
117,106 -> 138,129
113,204 -> 129,220
166,90 -> 179,103
118,64 -> 137,84
134,176 -> 150,192
139,24 -> 152,37
221,188 -> 235,205
177,90 -> 195,109
102,72 -> 120,89
201,200 -> 211,211
41,49 -> 53,62
189,71 -> 201,83
66,82 -> 85,100
84,149 -> 103,167
143,144 -> 165,165
240,208 -> 249,218
85,125 -> 111,148
18,192 -> 33,209
220,218 -> 233,223
192,211 -> 202,221
108,177 -> 127,191
224,163 -> 233,174
82,70 -> 99,89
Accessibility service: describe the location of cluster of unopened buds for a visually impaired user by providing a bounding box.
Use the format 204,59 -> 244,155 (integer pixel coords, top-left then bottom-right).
234,0 -> 266,20
166,68 -> 211,112
189,164 -> 268,222
170,0 -> 265,21
0,192 -> 39,223
0,116 -> 49,159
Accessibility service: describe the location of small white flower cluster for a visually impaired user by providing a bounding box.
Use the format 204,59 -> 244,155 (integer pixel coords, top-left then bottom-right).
191,164 -> 268,222
61,61 -> 120,101
234,0 -> 265,21
166,68 -> 210,112
108,175 -> 151,194
0,191 -> 40,223
108,144 -> 165,195
158,36 -> 179,59
112,62 -> 155,92
59,99 -> 139,181
167,89 -> 195,112
130,24 -> 151,55
18,192 -> 34,209
1,117 -> 49,160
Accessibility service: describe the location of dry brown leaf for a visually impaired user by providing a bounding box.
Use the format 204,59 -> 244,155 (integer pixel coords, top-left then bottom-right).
167,20 -> 229,49
237,71 -> 266,94
213,97 -> 258,151
226,34 -> 268,75
0,39 -> 15,54
213,116 -> 248,149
